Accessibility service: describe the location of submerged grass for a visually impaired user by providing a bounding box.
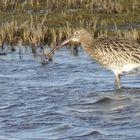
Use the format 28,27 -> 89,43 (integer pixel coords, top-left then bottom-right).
0,0 -> 140,63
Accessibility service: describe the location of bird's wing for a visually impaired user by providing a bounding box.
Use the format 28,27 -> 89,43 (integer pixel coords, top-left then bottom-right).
94,37 -> 140,64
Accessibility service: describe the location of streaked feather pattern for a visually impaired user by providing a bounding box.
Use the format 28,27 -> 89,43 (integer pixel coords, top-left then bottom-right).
86,37 -> 140,70
48,29 -> 140,89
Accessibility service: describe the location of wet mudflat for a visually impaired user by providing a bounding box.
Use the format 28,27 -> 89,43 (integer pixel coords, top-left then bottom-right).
0,49 -> 140,140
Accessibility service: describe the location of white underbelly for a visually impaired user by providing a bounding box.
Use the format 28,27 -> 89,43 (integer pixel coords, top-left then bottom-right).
111,64 -> 140,75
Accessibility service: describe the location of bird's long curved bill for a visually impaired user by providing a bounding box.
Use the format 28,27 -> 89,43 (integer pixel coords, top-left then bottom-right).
47,37 -> 71,59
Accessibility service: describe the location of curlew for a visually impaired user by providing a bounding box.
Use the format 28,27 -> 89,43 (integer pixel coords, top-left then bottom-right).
47,29 -> 140,90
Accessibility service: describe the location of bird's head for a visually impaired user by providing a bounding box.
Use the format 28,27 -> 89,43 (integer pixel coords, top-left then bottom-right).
59,29 -> 91,45
65,29 -> 87,43
47,29 -> 92,60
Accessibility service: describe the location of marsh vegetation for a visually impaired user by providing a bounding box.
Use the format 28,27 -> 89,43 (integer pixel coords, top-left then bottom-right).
0,0 -> 140,62
1,1 -> 140,139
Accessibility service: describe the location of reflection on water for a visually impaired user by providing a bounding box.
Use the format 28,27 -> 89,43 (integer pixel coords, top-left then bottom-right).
0,49 -> 140,140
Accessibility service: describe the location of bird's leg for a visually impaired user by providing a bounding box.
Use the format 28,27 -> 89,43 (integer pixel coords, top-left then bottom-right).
114,73 -> 121,90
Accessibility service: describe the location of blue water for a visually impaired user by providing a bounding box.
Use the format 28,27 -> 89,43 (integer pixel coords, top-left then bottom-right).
0,48 -> 140,140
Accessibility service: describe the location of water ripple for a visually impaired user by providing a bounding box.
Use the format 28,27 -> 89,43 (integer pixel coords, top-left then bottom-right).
0,50 -> 140,139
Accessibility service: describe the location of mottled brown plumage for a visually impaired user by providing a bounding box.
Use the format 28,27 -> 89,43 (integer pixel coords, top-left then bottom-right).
47,29 -> 140,89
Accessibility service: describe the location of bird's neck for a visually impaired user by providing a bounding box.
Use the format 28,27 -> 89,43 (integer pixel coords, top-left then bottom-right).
81,35 -> 96,58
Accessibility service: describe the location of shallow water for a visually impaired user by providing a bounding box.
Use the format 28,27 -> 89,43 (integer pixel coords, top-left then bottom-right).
0,49 -> 140,140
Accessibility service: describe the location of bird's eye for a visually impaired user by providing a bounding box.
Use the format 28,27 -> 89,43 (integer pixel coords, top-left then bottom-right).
74,31 -> 79,36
